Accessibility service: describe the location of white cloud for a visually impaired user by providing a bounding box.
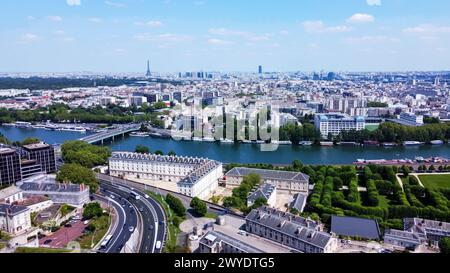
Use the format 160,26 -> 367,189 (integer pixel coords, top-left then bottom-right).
88,17 -> 102,23
343,35 -> 400,44
135,21 -> 163,27
104,1 -> 126,8
134,33 -> 192,43
19,33 -> 40,43
403,24 -> 450,34
207,38 -> 235,45
367,0 -> 381,6
279,30 -> 289,35
55,30 -> 66,35
347,13 -> 375,23
66,0 -> 81,6
302,21 -> 351,33
208,28 -> 249,37
47,16 -> 63,22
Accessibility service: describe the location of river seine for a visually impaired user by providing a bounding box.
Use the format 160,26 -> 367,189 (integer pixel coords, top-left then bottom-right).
1,126 -> 449,165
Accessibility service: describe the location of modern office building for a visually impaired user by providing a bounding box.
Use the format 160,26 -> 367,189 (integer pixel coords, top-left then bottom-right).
0,204 -> 31,236
398,112 -> 424,126
225,167 -> 310,194
245,206 -> 337,253
22,143 -> 56,174
199,231 -> 264,253
129,96 -> 148,107
109,152 -> 222,199
314,113 -> 366,137
0,148 -> 22,186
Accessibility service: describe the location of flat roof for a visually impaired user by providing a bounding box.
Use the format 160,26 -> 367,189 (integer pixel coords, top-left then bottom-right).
331,215 -> 381,240
22,143 -> 51,150
0,186 -> 22,199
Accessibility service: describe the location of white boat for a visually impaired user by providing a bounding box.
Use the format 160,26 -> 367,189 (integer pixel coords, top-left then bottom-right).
15,121 -> 31,128
382,142 -> 398,147
300,141 -> 313,146
45,124 -> 59,131
220,139 -> 234,144
203,137 -> 216,142
1,123 -> 15,127
403,141 -> 425,146
130,132 -> 150,137
430,140 -> 444,145
32,124 -> 46,129
61,126 -> 87,133
271,140 -> 292,145
192,137 -> 203,142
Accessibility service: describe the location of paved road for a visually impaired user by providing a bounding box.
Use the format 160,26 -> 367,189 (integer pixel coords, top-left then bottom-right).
94,191 -> 137,253
99,180 -> 167,253
96,173 -> 241,218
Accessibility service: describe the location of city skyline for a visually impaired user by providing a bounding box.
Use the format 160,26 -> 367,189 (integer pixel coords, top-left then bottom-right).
1,0 -> 450,73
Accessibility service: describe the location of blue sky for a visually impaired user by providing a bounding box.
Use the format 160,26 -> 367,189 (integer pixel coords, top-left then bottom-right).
1,0 -> 450,73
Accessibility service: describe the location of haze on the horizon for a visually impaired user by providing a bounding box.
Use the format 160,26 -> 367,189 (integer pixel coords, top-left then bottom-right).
1,0 -> 450,73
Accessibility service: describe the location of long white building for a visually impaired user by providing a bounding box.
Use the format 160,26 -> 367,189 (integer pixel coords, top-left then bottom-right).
109,152 -> 223,199
314,113 -> 365,137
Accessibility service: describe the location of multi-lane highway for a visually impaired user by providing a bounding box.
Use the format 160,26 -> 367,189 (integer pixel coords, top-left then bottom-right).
93,191 -> 138,253
99,179 -> 167,253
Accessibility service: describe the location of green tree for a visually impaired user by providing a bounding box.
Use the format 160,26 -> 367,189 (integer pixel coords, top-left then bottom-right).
61,141 -> 111,168
190,197 -> 208,217
135,145 -> 150,154
83,202 -> 103,220
439,237 -> 450,254
165,194 -> 186,218
168,150 -> 177,156
154,150 -> 164,155
56,163 -> 98,193
21,137 -> 41,145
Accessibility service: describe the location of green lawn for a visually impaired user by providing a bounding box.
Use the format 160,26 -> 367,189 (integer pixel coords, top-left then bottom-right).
204,212 -> 218,220
377,195 -> 390,210
419,174 -> 450,190
77,215 -> 110,249
365,125 -> 379,132
146,191 -> 179,253
15,247 -> 72,253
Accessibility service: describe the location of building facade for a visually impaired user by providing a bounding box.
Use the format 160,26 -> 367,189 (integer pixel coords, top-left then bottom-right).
109,152 -> 222,199
0,148 -> 22,186
245,207 -> 337,253
225,167 -> 310,194
247,183 -> 277,208
0,186 -> 23,204
19,182 -> 90,207
314,113 -> 365,137
0,204 -> 31,235
22,143 -> 56,174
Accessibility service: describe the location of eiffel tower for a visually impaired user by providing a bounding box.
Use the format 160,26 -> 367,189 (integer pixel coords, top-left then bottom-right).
146,60 -> 151,78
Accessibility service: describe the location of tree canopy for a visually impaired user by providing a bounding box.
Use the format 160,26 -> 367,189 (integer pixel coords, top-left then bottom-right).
56,163 -> 98,193
61,141 -> 111,168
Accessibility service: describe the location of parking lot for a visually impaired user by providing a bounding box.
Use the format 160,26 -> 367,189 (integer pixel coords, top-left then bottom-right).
39,218 -> 89,249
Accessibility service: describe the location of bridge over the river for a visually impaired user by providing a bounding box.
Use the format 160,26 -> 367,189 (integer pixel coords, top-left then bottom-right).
79,124 -> 141,144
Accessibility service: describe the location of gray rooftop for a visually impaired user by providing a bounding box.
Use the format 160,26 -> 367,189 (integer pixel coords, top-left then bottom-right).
331,215 -> 381,240
200,231 -> 264,253
110,152 -> 209,165
248,183 -> 276,203
19,182 -> 89,193
0,203 -> 29,216
177,160 -> 221,186
246,207 -> 332,249
290,193 -> 307,212
0,186 -> 22,200
226,167 -> 310,183
384,229 -> 421,245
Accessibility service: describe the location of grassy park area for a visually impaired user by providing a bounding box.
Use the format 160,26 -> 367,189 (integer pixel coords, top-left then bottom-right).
419,174 -> 450,191
15,247 -> 72,253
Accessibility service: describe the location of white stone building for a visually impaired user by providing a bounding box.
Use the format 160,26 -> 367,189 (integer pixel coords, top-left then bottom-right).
0,204 -> 31,236
0,186 -> 23,204
314,113 -> 366,137
109,152 -> 223,199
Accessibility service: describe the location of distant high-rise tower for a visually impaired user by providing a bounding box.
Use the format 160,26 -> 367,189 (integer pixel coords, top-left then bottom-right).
146,60 -> 151,78
258,65 -> 263,74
